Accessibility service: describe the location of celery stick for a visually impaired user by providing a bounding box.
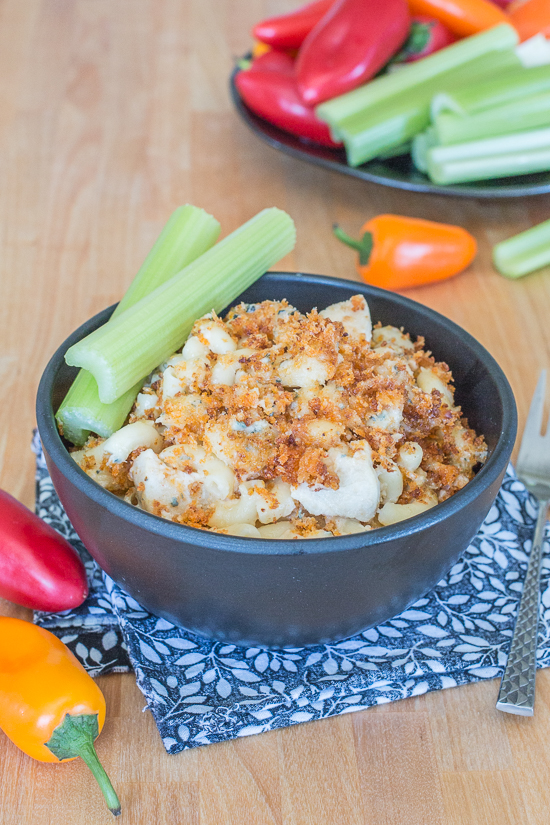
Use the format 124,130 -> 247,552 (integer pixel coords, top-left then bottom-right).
412,127 -> 437,173
430,126 -> 550,162
428,146 -> 550,185
65,209 -> 296,404
116,206 -> 221,311
426,129 -> 550,184
57,205 -> 221,445
329,48 -> 520,144
336,50 -> 518,166
433,91 -> 550,145
493,219 -> 550,278
516,33 -> 550,69
316,24 -> 518,129
57,375 -> 142,446
431,64 -> 550,118
376,141 -> 413,160
340,104 -> 429,167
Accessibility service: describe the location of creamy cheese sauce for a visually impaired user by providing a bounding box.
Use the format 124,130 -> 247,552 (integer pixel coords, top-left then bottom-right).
71,296 -> 487,538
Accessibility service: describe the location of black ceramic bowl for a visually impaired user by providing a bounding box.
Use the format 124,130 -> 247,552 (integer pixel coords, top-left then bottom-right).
36,273 -> 517,647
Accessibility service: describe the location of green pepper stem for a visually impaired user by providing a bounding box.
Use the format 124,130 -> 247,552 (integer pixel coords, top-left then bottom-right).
45,713 -> 121,816
393,21 -> 432,63
333,224 -> 373,266
78,739 -> 121,817
236,56 -> 252,71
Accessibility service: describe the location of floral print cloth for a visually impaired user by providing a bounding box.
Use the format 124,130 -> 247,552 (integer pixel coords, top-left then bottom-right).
32,433 -> 550,754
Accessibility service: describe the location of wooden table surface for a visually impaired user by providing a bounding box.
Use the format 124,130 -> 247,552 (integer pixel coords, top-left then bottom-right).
2,1 -> 550,823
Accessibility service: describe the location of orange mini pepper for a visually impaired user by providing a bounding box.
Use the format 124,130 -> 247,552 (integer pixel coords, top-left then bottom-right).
334,214 -> 477,290
406,0 -> 509,37
0,617 -> 120,816
251,40 -> 273,59
508,0 -> 550,42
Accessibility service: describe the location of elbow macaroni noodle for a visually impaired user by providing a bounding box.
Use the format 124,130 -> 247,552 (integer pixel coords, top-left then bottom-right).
70,297 -> 487,538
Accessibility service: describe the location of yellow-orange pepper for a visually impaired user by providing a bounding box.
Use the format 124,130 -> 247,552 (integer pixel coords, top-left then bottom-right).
0,617 -> 120,816
406,0 -> 509,37
334,214 -> 477,290
251,40 -> 273,59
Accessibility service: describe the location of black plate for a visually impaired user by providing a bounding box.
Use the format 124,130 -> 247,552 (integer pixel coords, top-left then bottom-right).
230,64 -> 550,199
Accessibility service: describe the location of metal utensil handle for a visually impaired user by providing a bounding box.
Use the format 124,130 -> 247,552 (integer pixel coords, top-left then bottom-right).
496,499 -> 549,716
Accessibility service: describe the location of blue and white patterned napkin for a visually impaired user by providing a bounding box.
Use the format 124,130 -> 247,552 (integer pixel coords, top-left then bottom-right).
32,432 -> 550,754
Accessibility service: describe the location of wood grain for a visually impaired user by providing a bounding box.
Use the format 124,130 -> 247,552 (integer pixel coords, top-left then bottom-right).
1,1 -> 550,822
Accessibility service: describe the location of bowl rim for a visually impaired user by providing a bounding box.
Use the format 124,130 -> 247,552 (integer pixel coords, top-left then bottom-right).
36,271 -> 517,557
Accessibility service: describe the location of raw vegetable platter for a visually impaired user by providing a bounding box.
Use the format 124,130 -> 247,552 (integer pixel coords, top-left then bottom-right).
232,0 -> 550,200
230,63 -> 550,198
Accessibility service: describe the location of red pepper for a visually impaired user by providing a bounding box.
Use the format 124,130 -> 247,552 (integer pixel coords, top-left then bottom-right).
250,49 -> 296,74
392,15 -> 457,65
253,0 -> 335,51
0,489 -> 88,611
296,0 -> 411,106
235,60 -> 342,148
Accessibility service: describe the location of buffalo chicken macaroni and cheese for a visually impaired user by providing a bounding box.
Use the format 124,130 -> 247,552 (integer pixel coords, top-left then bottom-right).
71,296 -> 487,538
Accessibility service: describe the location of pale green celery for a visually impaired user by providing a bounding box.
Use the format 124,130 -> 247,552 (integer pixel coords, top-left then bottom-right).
515,33 -> 550,69
377,141 -> 412,160
340,104 -> 429,167
57,205 -> 221,445
428,146 -> 550,185
336,51 -> 516,166
493,218 -> 550,278
116,206 -> 222,310
58,376 -> 142,446
426,128 -> 550,184
431,63 -> 550,118
316,24 -> 518,129
412,127 -> 437,173
433,91 -> 550,145
65,209 -> 296,404
430,126 -> 550,162
335,49 -> 519,139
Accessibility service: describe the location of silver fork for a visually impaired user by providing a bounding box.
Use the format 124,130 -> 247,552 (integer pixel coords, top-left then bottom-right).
496,370 -> 550,716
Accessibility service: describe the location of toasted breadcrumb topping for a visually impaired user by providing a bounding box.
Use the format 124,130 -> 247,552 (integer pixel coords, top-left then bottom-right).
71,297 -> 487,538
